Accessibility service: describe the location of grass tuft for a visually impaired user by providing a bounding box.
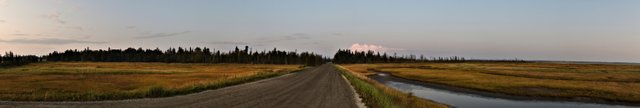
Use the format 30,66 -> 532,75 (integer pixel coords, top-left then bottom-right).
148,86 -> 167,97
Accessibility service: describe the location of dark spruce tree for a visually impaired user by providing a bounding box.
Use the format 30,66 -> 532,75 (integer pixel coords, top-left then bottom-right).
0,52 -> 40,67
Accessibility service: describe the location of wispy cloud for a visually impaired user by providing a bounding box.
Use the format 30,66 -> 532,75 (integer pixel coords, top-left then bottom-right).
134,31 -> 191,39
206,33 -> 314,46
10,34 -> 30,36
206,41 -> 249,45
256,33 -> 311,43
126,26 -> 137,29
41,12 -> 66,24
0,20 -> 5,23
0,38 -> 107,45
67,26 -> 83,31
7,33 -> 91,39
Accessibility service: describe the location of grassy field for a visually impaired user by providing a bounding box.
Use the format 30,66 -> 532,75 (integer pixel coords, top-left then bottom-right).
0,62 -> 302,101
335,65 -> 449,108
341,62 -> 640,103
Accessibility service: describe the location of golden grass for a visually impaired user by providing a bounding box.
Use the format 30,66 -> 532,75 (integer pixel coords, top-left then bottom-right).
335,65 -> 449,108
341,62 -> 640,103
0,62 -> 301,101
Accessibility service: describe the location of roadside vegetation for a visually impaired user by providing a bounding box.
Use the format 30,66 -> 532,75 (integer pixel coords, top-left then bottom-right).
0,62 -> 302,101
334,65 -> 449,108
342,62 -> 640,103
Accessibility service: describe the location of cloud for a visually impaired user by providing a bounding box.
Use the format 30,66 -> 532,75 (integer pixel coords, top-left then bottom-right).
349,43 -> 404,52
206,41 -> 249,45
126,26 -> 137,29
8,33 -> 88,38
67,26 -> 83,31
0,20 -> 5,23
0,38 -> 107,45
350,43 -> 385,52
205,33 -> 313,46
41,12 -> 66,24
283,33 -> 311,40
256,33 -> 311,43
10,34 -> 30,36
134,31 -> 191,39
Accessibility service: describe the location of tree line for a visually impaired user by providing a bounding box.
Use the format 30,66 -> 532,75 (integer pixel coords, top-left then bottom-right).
0,52 -> 40,67
332,49 -> 525,64
0,46 -> 328,67
45,46 -> 327,66
2,47 -> 528,67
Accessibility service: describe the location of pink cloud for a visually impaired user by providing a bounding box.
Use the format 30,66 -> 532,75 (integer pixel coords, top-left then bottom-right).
349,43 -> 400,52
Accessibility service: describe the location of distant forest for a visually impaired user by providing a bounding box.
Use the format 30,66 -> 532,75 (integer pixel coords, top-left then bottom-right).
1,46 -> 327,66
332,49 -> 525,64
1,47 -> 527,67
0,52 -> 40,67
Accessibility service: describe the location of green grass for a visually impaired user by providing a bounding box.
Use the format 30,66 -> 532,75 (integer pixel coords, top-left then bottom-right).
342,69 -> 397,108
335,65 -> 449,108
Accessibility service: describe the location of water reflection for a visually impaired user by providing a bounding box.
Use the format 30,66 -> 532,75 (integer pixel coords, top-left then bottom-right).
370,73 -> 636,108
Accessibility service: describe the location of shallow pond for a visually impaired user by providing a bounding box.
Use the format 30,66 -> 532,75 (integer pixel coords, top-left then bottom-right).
369,73 -> 638,108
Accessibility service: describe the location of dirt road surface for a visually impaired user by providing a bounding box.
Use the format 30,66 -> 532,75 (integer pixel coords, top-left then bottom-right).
0,64 -> 362,108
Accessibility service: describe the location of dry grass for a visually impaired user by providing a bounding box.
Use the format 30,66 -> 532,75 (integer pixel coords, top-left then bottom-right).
0,62 -> 301,101
335,65 -> 449,108
341,62 -> 640,103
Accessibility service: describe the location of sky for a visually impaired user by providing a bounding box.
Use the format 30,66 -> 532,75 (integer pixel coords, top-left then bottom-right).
0,0 -> 639,62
